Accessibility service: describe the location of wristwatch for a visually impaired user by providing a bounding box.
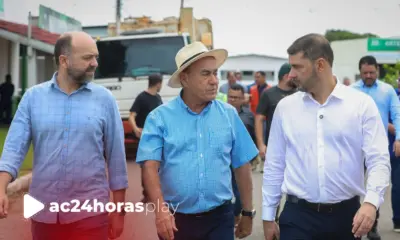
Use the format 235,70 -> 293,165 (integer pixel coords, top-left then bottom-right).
241,209 -> 256,218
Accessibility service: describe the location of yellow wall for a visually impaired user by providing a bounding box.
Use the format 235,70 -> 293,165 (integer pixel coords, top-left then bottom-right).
107,8 -> 213,49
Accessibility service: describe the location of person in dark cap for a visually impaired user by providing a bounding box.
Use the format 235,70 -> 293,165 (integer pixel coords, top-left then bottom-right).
254,63 -> 298,173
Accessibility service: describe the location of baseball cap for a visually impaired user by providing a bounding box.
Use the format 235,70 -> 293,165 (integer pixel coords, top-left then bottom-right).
278,63 -> 291,80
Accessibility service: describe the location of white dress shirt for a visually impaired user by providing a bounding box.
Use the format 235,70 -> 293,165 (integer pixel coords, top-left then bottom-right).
262,82 -> 391,221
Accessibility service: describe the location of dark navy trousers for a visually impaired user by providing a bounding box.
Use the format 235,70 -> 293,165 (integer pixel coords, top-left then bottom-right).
159,201 -> 234,240
391,156 -> 400,226
279,197 -> 362,240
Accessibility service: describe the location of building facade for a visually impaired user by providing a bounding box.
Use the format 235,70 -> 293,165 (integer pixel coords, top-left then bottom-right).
218,54 -> 288,86
331,37 -> 400,83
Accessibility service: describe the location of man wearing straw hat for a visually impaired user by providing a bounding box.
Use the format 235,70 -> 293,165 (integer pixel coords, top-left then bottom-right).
136,41 -> 258,240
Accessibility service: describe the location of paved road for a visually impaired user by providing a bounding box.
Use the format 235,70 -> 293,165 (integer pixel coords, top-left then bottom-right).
0,161 -> 398,240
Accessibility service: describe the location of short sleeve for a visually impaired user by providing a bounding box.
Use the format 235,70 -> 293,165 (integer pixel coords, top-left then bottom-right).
256,91 -> 269,116
130,94 -> 142,113
230,108 -> 259,168
135,110 -> 164,163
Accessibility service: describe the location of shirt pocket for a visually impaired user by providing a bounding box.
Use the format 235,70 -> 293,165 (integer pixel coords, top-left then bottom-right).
208,126 -> 232,154
75,114 -> 103,135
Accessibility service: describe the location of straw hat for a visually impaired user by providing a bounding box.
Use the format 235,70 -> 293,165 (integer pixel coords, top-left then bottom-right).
167,41 -> 228,88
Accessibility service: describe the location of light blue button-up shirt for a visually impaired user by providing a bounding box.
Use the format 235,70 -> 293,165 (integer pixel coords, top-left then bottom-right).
136,91 -> 258,214
0,73 -> 128,224
352,79 -> 400,140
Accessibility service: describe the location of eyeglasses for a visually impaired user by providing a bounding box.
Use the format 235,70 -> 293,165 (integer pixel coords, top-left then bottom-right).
228,96 -> 243,100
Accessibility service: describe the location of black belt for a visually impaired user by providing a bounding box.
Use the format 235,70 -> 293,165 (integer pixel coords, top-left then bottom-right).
173,200 -> 232,217
286,195 -> 360,213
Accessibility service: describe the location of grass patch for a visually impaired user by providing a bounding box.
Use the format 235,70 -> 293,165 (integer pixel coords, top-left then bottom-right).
0,127 -> 33,176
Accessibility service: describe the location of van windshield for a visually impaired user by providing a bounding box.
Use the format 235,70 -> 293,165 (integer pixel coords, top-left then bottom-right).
94,36 -> 185,79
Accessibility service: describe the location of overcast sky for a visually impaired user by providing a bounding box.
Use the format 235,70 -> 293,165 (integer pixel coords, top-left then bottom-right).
2,0 -> 399,58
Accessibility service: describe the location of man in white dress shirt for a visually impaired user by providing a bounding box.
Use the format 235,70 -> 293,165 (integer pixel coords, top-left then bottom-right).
262,33 -> 391,240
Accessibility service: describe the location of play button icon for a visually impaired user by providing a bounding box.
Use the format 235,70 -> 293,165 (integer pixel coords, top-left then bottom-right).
23,194 -> 45,219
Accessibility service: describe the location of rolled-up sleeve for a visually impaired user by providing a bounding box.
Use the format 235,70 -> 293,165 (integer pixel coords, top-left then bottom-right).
136,110 -> 164,163
229,108 -> 258,169
362,95 -> 391,209
0,90 -> 32,182
104,95 -> 128,191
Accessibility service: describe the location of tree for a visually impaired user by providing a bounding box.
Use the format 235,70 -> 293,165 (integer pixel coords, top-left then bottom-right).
324,29 -> 379,42
382,62 -> 400,89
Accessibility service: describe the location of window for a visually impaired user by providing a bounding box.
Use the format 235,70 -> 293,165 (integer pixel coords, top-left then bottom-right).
94,36 -> 185,79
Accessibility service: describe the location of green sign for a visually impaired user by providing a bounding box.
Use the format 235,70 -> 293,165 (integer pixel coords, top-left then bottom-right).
368,38 -> 400,51
0,0 -> 4,13
38,5 -> 81,34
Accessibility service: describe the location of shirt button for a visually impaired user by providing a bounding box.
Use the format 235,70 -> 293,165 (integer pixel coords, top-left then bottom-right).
200,173 -> 203,177
200,153 -> 203,158
319,115 -> 323,119
65,128 -> 68,131
199,134 -> 202,138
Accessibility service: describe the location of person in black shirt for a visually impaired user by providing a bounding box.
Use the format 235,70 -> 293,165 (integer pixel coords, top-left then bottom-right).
129,74 -> 163,203
128,74 -> 163,139
255,63 -> 297,171
0,74 -> 15,124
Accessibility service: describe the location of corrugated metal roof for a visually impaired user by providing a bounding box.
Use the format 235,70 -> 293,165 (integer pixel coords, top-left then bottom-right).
0,19 -> 60,45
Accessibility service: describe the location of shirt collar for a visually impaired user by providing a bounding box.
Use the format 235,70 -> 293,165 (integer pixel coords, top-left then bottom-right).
302,79 -> 345,101
177,89 -> 213,115
50,72 -> 93,92
360,79 -> 379,88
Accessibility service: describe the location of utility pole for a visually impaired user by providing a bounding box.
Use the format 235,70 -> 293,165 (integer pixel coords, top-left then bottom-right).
21,12 -> 31,97
116,0 -> 122,35
178,0 -> 184,32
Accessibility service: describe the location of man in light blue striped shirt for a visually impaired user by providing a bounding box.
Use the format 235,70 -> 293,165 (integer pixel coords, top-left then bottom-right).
0,32 -> 128,240
352,55 -> 400,240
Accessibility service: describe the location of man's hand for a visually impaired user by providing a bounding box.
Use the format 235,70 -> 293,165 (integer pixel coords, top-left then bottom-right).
352,202 -> 377,238
263,220 -> 280,240
259,144 -> 267,159
0,191 -> 9,219
108,212 -> 124,239
156,210 -> 178,240
133,127 -> 143,138
393,140 -> 400,157
235,215 -> 253,238
388,123 -> 395,135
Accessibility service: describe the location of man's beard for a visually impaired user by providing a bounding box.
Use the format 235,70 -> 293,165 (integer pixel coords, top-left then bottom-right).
297,68 -> 318,92
286,79 -> 298,89
67,67 -> 95,84
362,78 -> 376,87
